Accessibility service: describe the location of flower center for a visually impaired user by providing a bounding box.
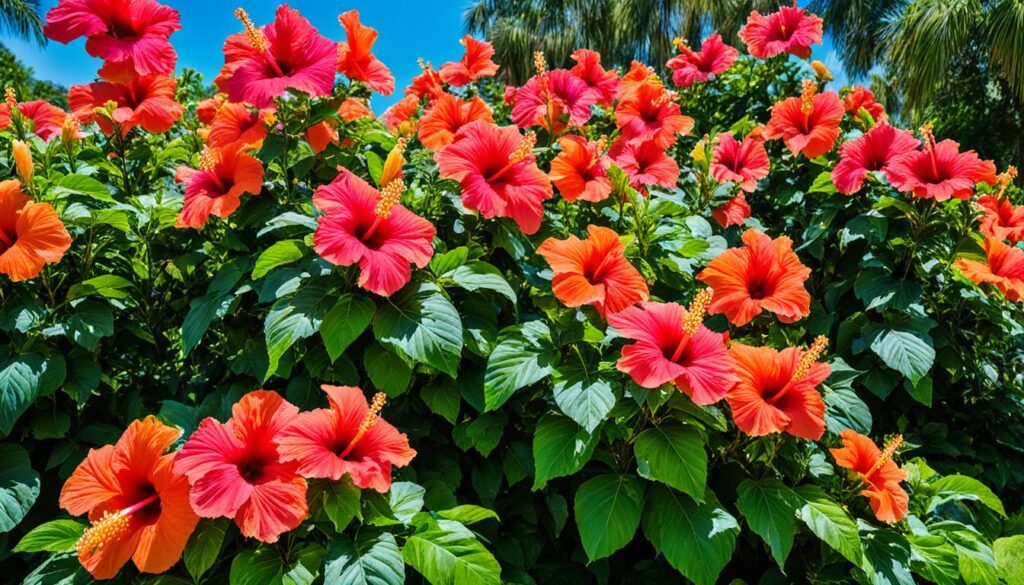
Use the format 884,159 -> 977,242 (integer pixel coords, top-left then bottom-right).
792,335 -> 828,381
5,87 -> 16,110
336,392 -> 387,459
76,492 -> 160,558
670,290 -> 713,363
800,79 -> 816,116
746,275 -> 776,300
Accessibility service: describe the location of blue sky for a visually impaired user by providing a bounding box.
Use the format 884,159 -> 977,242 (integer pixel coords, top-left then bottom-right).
1,1 -> 848,110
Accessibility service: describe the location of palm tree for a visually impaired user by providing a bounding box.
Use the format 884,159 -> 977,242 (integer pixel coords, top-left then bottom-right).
0,0 -> 46,46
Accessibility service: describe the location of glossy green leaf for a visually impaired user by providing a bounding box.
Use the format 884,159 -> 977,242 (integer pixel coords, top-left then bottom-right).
374,282 -> 463,377
735,478 -> 800,567
642,485 -> 738,585
574,474 -> 644,562
633,424 -> 706,501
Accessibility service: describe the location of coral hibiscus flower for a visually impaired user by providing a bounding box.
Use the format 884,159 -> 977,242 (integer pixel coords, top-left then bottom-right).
727,337 -> 830,440
313,169 -> 435,296
697,228 -> 811,326
844,86 -> 885,121
739,5 -> 823,59
511,68 -> 597,131
339,98 -> 373,122
0,179 -> 72,282
407,60 -> 446,102
60,417 -> 199,580
712,192 -> 752,228
607,292 -> 736,404
568,49 -> 619,106
830,431 -> 909,523
383,94 -> 422,134
0,99 -> 68,141
667,33 -> 738,88
203,102 -> 269,150
710,132 -> 770,192
69,75 -> 183,135
537,225 -> 648,315
175,146 -> 264,229
610,138 -> 680,192
44,0 -> 181,82
887,125 -> 997,202
831,122 -> 919,194
195,93 -> 227,125
955,237 -> 1024,302
278,385 -> 416,492
614,79 -> 693,149
977,195 -> 1024,244
216,6 -> 337,108
336,10 -> 394,95
435,120 -> 552,234
440,35 -> 499,87
174,390 -> 307,543
549,135 -> 612,203
418,93 -> 493,152
764,80 -> 843,158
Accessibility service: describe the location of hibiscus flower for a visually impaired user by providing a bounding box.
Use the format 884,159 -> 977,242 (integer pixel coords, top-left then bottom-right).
764,80 -> 844,158
537,225 -> 648,315
607,292 -> 736,404
955,237 -> 1024,302
69,75 -> 183,135
216,6 -> 337,108
727,337 -> 830,440
175,146 -> 264,229
977,194 -> 1024,244
831,431 -> 909,523
667,33 -> 738,88
568,49 -> 619,106
203,102 -> 269,150
610,138 -> 679,192
440,35 -> 499,86
844,86 -> 885,121
312,169 -> 435,296
418,93 -> 493,152
44,0 -> 181,82
61,417 -> 198,579
831,122 -> 919,194
511,58 -> 597,131
383,94 -> 422,134
614,78 -> 693,148
339,98 -> 373,122
710,132 -> 770,192
886,124 -> 997,201
549,135 -> 612,203
278,385 -> 416,492
739,5 -> 823,59
0,99 -> 68,141
435,120 -> 552,234
712,192 -> 752,228
195,93 -> 227,125
0,179 -> 72,282
336,10 -> 395,95
407,60 -> 446,102
174,390 -> 307,543
697,228 -> 811,326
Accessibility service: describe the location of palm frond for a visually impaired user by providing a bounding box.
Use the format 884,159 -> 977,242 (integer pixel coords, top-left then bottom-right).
0,0 -> 46,46
988,0 -> 1024,101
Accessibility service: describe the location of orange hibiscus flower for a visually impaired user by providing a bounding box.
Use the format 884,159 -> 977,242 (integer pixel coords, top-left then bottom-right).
175,145 -> 264,229
0,180 -> 72,282
830,431 -> 909,523
418,93 -> 493,152
549,135 -> 612,203
955,237 -> 1024,302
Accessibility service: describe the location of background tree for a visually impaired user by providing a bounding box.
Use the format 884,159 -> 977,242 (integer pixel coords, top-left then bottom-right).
0,0 -> 46,45
0,43 -> 66,106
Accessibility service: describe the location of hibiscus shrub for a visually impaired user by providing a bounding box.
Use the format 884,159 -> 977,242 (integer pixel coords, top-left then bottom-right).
2,2 -> 1023,584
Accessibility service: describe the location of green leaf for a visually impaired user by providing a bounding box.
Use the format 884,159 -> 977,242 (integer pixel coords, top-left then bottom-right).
445,262 -> 516,303
574,474 -> 644,562
794,484 -> 863,566
373,283 -> 463,377
532,413 -> 598,490
67,275 -> 134,300
931,522 -> 999,585
823,386 -> 873,435
904,376 -> 933,406
265,278 -> 333,379
14,519 -> 86,553
389,482 -> 426,524
860,522 -> 914,585
870,328 -> 935,384
182,292 -> 234,355
633,424 -> 706,501
421,382 -> 460,424
323,476 -> 362,532
21,552 -> 88,585
183,518 -> 229,582
642,485 -> 738,585
736,478 -> 800,568
908,534 -> 960,585
437,505 -> 499,525
52,174 -> 114,202
66,300 -> 114,351
253,240 -> 307,279
994,535 -> 1024,585
283,542 -> 324,585
0,354 -> 42,436
320,294 -> 375,362
403,518 -> 501,585
230,547 -> 285,585
927,474 -> 1006,517
324,529 -> 404,585
551,355 -> 615,433
808,171 -> 838,194
854,269 -> 921,312
363,344 -> 412,397
484,322 -> 558,411
0,444 -> 40,532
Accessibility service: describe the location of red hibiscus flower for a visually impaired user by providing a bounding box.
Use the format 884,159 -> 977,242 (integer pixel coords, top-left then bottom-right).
0,99 -> 68,141
175,146 -> 264,229
831,122 -> 919,194
727,337 -> 830,440
667,33 -> 738,88
764,80 -> 843,158
305,121 -> 338,153
203,102 -> 269,150
278,385 -> 416,492
607,292 -> 736,405
569,49 -> 619,106
418,93 -> 493,152
977,194 -> 1024,244
0,179 -> 72,282
610,138 -> 680,192
549,135 -> 612,203
69,75 -> 183,135
844,86 -> 885,121
440,35 -> 499,87
712,192 -> 752,228
195,93 -> 227,125
337,10 -> 395,95
710,132 -> 770,192
619,60 -> 655,94
537,225 -> 649,316
61,417 -> 198,580
383,94 -> 421,133
44,0 -> 181,82
887,125 -> 997,201
175,391 -> 307,543
831,431 -> 909,523
407,60 -> 446,102
313,169 -> 435,296
435,120 -> 552,234
216,6 -> 337,108
697,228 -> 812,326
614,79 -> 693,149
511,68 -> 597,132
739,5 -> 823,59
955,236 -> 1024,302
339,98 -> 373,122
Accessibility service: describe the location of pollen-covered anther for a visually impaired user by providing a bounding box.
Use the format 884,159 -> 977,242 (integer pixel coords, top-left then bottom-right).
683,289 -> 712,335
672,37 -> 685,51
997,165 -> 1018,197
919,122 -> 936,151
4,87 -> 16,110
236,8 -> 267,51
533,51 -> 547,75
76,510 -> 129,558
800,79 -> 817,115
198,148 -> 219,172
596,135 -> 609,152
375,179 -> 405,218
508,132 -> 537,165
792,335 -> 829,381
865,434 -> 903,478
339,392 -> 388,458
653,89 -> 676,108
61,115 -> 80,143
